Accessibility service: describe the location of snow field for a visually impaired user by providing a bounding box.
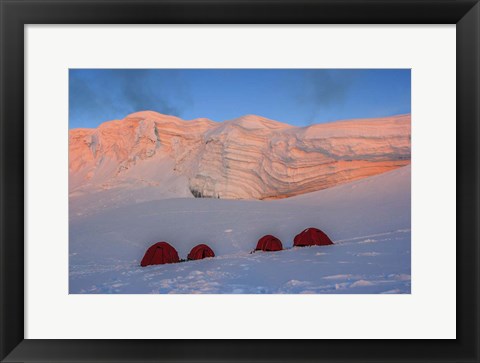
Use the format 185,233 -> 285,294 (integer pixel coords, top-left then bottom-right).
69,165 -> 411,294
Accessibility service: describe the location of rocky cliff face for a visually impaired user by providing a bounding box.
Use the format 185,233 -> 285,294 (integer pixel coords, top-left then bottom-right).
69,111 -> 411,200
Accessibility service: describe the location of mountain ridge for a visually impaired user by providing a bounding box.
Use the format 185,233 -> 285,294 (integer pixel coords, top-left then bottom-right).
69,112 -> 411,200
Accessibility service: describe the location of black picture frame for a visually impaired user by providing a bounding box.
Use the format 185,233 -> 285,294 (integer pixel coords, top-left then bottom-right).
1,0 -> 478,362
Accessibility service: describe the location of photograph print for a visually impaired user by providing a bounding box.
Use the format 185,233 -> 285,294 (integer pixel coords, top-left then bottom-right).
69,69 -> 411,294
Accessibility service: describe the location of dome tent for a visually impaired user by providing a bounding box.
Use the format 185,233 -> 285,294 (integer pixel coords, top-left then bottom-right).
293,228 -> 333,247
255,235 -> 283,252
141,242 -> 180,266
188,244 -> 215,260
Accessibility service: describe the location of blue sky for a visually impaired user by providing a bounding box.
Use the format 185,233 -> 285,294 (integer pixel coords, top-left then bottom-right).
69,69 -> 410,129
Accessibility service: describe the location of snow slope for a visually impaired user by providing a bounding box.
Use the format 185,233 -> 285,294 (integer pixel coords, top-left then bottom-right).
69,112 -> 411,200
69,165 -> 411,294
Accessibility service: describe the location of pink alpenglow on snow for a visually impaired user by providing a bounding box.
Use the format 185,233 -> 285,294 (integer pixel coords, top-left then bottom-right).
69,112 -> 411,203
68,111 -> 411,294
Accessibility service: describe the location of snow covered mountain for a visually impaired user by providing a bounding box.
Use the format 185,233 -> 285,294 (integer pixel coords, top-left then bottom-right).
69,112 -> 411,294
69,112 -> 411,200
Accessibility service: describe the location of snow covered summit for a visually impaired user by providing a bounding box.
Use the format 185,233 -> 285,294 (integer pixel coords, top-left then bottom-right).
69,112 -> 411,201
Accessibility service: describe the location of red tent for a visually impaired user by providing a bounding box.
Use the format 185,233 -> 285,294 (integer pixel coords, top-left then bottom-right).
187,244 -> 215,260
293,228 -> 333,247
140,242 -> 180,267
255,235 -> 283,251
